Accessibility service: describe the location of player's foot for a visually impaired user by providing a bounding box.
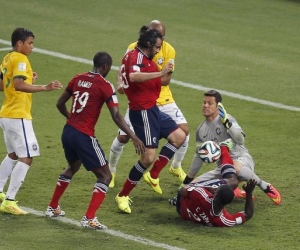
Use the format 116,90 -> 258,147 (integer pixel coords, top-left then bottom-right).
264,184 -> 281,205
109,173 -> 116,188
115,193 -> 132,214
45,205 -> 65,217
0,192 -> 5,203
219,139 -> 235,151
143,172 -> 162,194
0,200 -> 28,215
169,166 -> 187,182
81,216 -> 107,230
233,187 -> 255,200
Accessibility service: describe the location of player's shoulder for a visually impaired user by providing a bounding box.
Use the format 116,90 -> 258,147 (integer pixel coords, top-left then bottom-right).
127,41 -> 137,51
162,40 -> 176,52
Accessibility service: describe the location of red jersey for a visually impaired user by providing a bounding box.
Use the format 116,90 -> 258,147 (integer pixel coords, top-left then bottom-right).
66,71 -> 118,136
179,186 -> 246,227
121,48 -> 161,110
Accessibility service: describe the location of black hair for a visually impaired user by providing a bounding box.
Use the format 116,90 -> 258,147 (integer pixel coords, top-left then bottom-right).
137,25 -> 163,49
204,90 -> 222,103
93,51 -> 112,68
217,185 -> 234,205
11,28 -> 35,47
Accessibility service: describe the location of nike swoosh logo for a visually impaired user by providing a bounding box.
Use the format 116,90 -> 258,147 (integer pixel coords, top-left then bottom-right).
149,180 -> 157,187
272,196 -> 280,203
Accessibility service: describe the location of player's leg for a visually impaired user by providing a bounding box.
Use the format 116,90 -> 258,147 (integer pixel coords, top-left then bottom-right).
116,108 -> 158,213
0,119 -> 39,215
108,108 -> 132,188
235,158 -> 281,205
144,111 -> 185,194
158,103 -> 189,182
46,124 -> 82,217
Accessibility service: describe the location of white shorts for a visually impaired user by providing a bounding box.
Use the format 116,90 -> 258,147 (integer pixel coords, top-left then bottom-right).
0,118 -> 40,157
118,102 -> 187,136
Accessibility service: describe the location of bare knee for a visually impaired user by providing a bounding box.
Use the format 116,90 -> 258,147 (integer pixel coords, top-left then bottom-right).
117,134 -> 130,144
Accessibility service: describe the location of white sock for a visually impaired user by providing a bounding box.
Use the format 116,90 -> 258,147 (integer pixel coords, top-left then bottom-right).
109,137 -> 125,174
0,155 -> 18,192
6,161 -> 30,200
171,134 -> 189,168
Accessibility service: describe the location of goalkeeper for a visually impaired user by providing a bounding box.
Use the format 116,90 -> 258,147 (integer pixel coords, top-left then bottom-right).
182,90 -> 281,205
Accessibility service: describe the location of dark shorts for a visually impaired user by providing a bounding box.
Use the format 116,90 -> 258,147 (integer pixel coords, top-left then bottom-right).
61,124 -> 108,171
129,105 -> 178,148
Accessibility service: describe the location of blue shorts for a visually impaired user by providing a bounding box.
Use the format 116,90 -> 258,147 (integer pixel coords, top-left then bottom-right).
61,124 -> 108,171
129,105 -> 178,148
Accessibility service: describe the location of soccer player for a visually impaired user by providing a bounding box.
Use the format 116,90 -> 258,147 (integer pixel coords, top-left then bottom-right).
175,143 -> 256,227
115,26 -> 186,213
109,20 -> 189,188
0,28 -> 63,215
45,52 -> 145,229
182,90 -> 282,205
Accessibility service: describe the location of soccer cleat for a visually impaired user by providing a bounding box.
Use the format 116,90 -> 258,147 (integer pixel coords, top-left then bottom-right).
45,205 -> 65,217
143,172 -> 162,194
0,200 -> 28,215
115,193 -> 132,214
81,216 -> 107,230
109,173 -> 116,188
219,139 -> 235,151
0,192 -> 5,203
169,194 -> 178,206
169,166 -> 187,182
234,187 -> 255,200
264,184 -> 282,205
218,102 -> 231,128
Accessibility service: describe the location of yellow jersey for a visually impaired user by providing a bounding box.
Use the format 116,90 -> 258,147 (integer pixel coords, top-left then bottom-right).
127,40 -> 176,105
0,51 -> 33,119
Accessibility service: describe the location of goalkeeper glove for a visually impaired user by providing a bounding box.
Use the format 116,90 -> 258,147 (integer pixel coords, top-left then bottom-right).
218,102 -> 232,129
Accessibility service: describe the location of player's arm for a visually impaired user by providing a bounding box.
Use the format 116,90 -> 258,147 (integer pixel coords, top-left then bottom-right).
108,105 -> 145,155
130,63 -> 173,83
56,89 -> 71,119
13,77 -> 62,93
218,103 -> 245,145
242,179 -> 256,221
116,68 -> 125,94
186,146 -> 204,182
0,72 -> 3,91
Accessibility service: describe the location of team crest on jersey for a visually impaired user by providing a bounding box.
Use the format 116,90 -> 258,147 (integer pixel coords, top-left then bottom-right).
216,126 -> 221,135
32,143 -> 38,151
157,58 -> 164,65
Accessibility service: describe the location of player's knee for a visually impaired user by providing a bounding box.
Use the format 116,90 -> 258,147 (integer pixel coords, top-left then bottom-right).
117,134 -> 130,144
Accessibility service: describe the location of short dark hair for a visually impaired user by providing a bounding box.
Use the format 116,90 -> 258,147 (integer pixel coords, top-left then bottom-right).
93,51 -> 112,68
137,25 -> 163,49
11,28 -> 35,47
217,185 -> 234,205
204,90 -> 222,103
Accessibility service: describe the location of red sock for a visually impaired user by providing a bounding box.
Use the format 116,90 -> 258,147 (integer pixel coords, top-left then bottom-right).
150,155 -> 169,179
85,186 -> 106,219
119,179 -> 137,197
49,180 -> 70,208
220,146 -> 233,165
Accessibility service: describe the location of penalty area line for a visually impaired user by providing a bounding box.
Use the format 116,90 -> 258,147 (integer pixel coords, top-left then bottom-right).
22,206 -> 186,250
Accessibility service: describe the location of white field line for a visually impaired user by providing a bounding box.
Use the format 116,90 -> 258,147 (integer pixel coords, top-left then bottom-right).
0,38 -> 299,112
21,206 -> 186,250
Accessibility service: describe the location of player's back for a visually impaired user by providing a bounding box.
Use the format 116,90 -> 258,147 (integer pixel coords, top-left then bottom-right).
67,71 -> 116,136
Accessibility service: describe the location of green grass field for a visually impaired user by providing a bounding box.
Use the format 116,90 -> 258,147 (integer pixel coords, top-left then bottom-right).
0,0 -> 300,249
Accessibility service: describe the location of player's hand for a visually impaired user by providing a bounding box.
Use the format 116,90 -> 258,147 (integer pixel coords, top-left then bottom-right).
45,80 -> 63,91
131,136 -> 146,155
33,72 -> 38,83
161,63 -> 173,76
242,179 -> 257,194
218,102 -> 231,129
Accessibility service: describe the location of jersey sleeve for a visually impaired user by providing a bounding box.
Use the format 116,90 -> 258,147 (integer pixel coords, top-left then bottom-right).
226,211 -> 247,225
12,54 -> 30,80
